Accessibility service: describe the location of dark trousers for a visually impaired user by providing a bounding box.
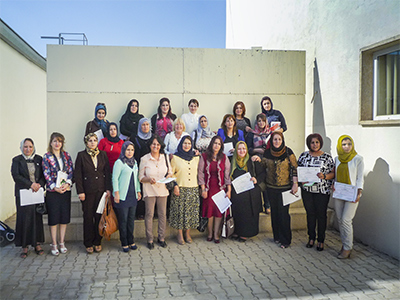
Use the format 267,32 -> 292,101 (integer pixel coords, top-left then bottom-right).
267,187 -> 292,246
302,190 -> 330,243
81,191 -> 103,247
262,190 -> 271,210
114,205 -> 137,247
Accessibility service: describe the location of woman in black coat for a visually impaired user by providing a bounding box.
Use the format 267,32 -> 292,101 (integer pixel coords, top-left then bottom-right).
11,138 -> 46,258
74,133 -> 112,254
119,99 -> 144,139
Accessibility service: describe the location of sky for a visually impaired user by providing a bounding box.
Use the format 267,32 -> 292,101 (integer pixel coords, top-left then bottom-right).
0,0 -> 226,57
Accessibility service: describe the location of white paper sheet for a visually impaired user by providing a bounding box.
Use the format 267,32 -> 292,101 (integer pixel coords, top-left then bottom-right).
232,172 -> 254,194
223,142 -> 234,157
282,189 -> 302,206
211,190 -> 232,213
20,187 -> 45,206
157,177 -> 176,184
56,171 -> 68,188
96,192 -> 108,214
94,129 -> 104,142
333,182 -> 358,202
297,167 -> 321,183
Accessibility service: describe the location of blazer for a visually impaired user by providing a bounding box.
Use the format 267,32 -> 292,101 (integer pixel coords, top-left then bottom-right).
112,159 -> 141,201
42,151 -> 74,191
217,128 -> 245,144
11,155 -> 46,197
74,150 -> 112,195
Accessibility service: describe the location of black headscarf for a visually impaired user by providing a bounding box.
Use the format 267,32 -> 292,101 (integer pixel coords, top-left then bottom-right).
123,99 -> 142,126
106,122 -> 121,143
261,96 -> 275,117
175,136 -> 195,161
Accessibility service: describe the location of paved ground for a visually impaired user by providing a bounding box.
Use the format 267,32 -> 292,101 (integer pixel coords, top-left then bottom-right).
0,229 -> 398,300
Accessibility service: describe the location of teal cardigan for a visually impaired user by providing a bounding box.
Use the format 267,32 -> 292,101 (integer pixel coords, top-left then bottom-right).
112,159 -> 141,201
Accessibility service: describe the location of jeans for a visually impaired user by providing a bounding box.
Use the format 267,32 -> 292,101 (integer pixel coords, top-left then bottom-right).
334,198 -> 359,250
114,205 -> 137,247
302,190 -> 330,242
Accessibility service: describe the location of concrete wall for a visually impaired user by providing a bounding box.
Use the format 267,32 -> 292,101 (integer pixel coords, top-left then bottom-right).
47,45 -> 305,168
0,26 -> 47,220
226,0 -> 400,259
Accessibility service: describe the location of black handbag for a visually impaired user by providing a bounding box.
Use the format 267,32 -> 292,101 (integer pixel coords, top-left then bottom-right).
36,203 -> 47,215
197,217 -> 208,232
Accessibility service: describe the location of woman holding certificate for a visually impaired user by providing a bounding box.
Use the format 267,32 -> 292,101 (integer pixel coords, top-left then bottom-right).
42,132 -> 74,256
11,138 -> 46,258
230,142 -> 264,242
297,134 -> 335,251
217,114 -> 245,159
74,133 -> 112,254
334,135 -> 364,259
198,136 -> 231,244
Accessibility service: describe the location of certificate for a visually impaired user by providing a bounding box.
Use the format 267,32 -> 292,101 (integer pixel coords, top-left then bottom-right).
211,190 -> 232,214
232,172 -> 254,194
157,177 -> 176,184
297,167 -> 320,183
223,142 -> 234,157
282,189 -> 302,206
20,187 -> 45,206
333,182 -> 358,202
56,171 -> 68,188
96,192 -> 108,214
94,129 -> 104,142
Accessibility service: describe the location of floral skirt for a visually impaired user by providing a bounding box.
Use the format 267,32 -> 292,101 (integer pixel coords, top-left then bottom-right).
169,186 -> 200,230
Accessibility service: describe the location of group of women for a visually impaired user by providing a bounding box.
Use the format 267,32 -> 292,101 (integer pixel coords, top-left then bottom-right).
11,96 -> 363,260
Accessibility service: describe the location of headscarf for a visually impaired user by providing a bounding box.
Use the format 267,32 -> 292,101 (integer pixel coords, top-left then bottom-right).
336,135 -> 357,184
106,122 -> 121,143
250,119 -> 271,148
119,141 -> 136,167
196,115 -> 214,139
20,138 -> 36,160
137,118 -> 152,140
261,97 -> 275,117
94,103 -> 108,136
123,99 -> 142,125
269,131 -> 286,158
230,141 -> 249,178
175,136 -> 195,161
84,133 -> 100,157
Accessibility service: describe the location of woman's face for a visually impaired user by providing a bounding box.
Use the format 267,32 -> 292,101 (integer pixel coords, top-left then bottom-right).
141,121 -> 150,134
212,139 -> 222,153
262,100 -> 271,112
23,140 -> 34,157
257,118 -> 266,129
51,138 -> 62,152
150,139 -> 161,154
225,117 -> 235,130
161,101 -> 169,114
109,125 -> 118,138
237,143 -> 247,158
175,122 -> 184,134
200,117 -> 208,129
87,137 -> 98,150
235,105 -> 243,117
310,138 -> 321,152
182,139 -> 192,152
189,102 -> 198,114
130,102 -> 138,114
272,134 -> 283,148
125,145 -> 135,158
97,109 -> 106,120
341,139 -> 353,153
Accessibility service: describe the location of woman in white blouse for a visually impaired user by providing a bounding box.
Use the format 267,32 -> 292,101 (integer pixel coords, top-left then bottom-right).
181,99 -> 200,135
163,118 -> 189,159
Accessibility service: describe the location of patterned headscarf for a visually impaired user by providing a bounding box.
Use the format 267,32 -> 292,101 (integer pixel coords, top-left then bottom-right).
269,131 -> 286,158
84,133 -> 100,157
196,115 -> 214,139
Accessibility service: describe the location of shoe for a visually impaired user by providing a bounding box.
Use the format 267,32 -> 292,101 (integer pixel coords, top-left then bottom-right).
94,245 -> 102,253
214,239 -> 220,244
177,236 -> 185,245
280,244 -> 290,249
157,239 -> 167,248
185,237 -> 192,244
265,208 -> 271,214
35,245 -> 44,255
206,236 -> 213,242
338,246 -> 344,255
20,248 -> 28,258
337,249 -> 351,259
147,243 -> 154,250
316,242 -> 324,251
59,242 -> 67,254
306,240 -> 315,248
50,244 -> 59,256
122,246 -> 130,253
274,240 -> 280,244
238,237 -> 247,243
130,244 -> 138,250
86,247 -> 94,254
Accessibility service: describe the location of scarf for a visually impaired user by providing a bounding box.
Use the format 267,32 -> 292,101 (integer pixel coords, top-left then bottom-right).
270,132 -> 286,158
125,99 -> 142,123
196,115 -> 214,139
250,123 -> 271,148
336,135 -> 357,184
230,141 -> 249,178
84,133 -> 100,157
106,122 -> 121,143
119,141 -> 136,167
175,136 -> 195,161
261,98 -> 275,117
94,103 -> 108,136
20,138 -> 36,160
137,118 -> 152,140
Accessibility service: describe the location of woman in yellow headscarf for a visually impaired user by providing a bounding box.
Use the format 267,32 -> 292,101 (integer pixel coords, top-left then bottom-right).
334,135 -> 364,259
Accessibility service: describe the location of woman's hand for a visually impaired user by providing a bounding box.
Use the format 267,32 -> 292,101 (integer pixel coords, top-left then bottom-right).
55,187 -> 65,194
194,149 -> 200,156
114,192 -> 120,203
150,178 -> 156,184
229,149 -> 235,154
251,155 -> 261,162
30,183 -> 41,192
78,193 -> 85,201
201,190 -> 208,199
331,183 -> 335,193
106,190 -> 111,198
317,172 -> 325,180
137,192 -> 142,201
245,126 -> 252,133
226,190 -> 231,199
290,183 -> 298,195
251,177 -> 257,185
355,189 -> 362,203
174,185 -> 180,196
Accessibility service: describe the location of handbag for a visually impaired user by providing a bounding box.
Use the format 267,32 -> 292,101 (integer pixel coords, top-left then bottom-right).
98,195 -> 118,240
221,208 -> 234,238
197,216 -> 208,232
36,203 -> 47,215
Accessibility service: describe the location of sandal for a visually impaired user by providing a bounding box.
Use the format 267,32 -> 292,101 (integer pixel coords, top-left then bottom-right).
238,237 -> 247,243
280,244 -> 290,249
20,248 -> 28,258
59,242 -> 67,254
316,242 -> 324,251
306,240 -> 315,248
94,245 -> 102,252
35,245 -> 44,255
86,247 -> 94,254
50,244 -> 59,256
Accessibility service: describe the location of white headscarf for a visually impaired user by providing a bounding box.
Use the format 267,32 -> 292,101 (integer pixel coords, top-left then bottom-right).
20,138 -> 36,160
196,115 -> 214,139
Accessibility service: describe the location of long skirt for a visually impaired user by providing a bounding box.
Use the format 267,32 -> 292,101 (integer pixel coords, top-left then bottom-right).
169,186 -> 200,230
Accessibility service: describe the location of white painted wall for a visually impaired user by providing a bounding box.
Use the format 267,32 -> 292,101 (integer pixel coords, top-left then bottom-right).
226,0 -> 400,259
0,39 -> 47,220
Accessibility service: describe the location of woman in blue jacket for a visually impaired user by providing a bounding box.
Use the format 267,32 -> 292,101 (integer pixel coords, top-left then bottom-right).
217,114 -> 245,159
112,141 -> 142,252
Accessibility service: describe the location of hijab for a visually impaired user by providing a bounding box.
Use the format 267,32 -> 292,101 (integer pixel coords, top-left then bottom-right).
123,99 -> 143,125
261,97 -> 275,117
336,135 -> 357,184
196,115 -> 214,139
20,138 -> 36,160
119,141 -> 136,167
270,131 -> 286,158
137,118 -> 152,140
106,122 -> 121,143
84,133 -> 100,157
230,141 -> 249,178
175,136 -> 195,161
94,103 -> 108,136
